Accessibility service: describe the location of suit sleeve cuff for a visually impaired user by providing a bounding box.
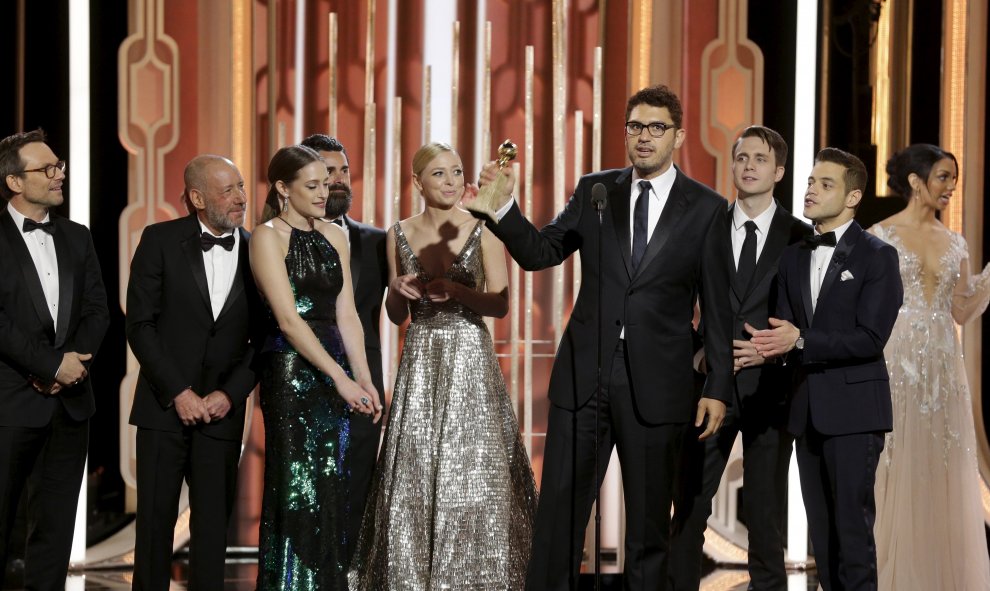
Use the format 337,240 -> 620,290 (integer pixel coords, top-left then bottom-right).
493,197 -> 516,222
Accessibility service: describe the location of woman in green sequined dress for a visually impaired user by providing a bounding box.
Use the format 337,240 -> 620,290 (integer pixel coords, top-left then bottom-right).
350,143 -> 537,589
250,145 -> 382,590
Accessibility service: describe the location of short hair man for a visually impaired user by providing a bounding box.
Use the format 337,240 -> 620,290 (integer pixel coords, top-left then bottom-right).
477,84 -> 732,589
0,129 -> 110,589
669,126 -> 812,590
299,134 -> 387,562
750,148 -> 903,590
127,155 -> 261,590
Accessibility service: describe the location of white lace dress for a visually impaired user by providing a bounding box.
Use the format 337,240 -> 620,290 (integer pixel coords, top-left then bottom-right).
872,224 -> 990,590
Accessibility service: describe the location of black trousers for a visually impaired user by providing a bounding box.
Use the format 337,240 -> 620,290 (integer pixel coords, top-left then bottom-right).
344,346 -> 384,565
669,408 -> 793,590
0,404 -> 88,591
526,341 -> 687,591
132,427 -> 240,591
796,425 -> 884,591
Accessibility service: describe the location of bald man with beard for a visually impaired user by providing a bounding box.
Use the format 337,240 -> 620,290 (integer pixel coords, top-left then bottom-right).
127,155 -> 262,590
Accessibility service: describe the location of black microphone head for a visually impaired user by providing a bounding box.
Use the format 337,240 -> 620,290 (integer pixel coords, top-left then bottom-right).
591,183 -> 607,211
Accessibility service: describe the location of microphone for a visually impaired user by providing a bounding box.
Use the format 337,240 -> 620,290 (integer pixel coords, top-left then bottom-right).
591,183 -> 607,212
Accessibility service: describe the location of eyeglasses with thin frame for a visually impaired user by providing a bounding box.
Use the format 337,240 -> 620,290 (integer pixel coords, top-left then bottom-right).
625,121 -> 675,138
18,160 -> 67,179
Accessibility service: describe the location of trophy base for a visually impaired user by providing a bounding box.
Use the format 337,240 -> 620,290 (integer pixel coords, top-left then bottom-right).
465,172 -> 511,224
465,201 -> 499,224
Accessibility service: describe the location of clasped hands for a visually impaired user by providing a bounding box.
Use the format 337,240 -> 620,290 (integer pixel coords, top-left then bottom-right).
390,274 -> 462,303
744,318 -> 801,360
174,389 -> 233,426
31,351 -> 93,395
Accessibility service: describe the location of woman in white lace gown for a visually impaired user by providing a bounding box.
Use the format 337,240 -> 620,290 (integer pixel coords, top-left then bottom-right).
870,144 -> 990,590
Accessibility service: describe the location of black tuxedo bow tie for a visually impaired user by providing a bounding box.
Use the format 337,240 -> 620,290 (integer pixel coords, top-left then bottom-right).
22,218 -> 54,234
804,231 -> 837,249
200,232 -> 235,252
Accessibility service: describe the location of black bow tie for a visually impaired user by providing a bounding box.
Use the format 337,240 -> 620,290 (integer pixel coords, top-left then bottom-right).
201,232 -> 235,252
22,218 -> 54,234
330,218 -> 344,227
804,231 -> 837,249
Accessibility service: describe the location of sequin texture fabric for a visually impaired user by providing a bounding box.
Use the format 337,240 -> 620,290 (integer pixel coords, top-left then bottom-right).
258,228 -> 353,590
350,221 -> 537,590
871,224 -> 990,590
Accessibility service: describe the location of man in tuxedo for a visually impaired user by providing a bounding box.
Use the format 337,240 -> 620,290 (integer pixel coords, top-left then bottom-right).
477,84 -> 732,590
299,133 -> 387,560
750,148 -> 902,591
127,155 -> 261,590
669,126 -> 812,590
0,129 -> 109,590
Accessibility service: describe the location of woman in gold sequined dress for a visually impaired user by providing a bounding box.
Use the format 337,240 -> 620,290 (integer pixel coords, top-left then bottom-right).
870,144 -> 990,590
350,143 -> 537,589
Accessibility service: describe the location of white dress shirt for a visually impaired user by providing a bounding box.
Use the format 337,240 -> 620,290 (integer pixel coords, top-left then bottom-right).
7,203 -> 59,327
628,165 -> 676,253
198,220 -> 239,320
730,200 -> 777,270
810,218 -> 854,312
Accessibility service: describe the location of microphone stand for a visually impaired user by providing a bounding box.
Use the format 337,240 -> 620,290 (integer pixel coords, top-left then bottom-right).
591,185 -> 607,591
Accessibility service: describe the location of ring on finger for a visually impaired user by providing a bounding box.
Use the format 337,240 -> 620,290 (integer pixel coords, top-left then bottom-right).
360,396 -> 370,406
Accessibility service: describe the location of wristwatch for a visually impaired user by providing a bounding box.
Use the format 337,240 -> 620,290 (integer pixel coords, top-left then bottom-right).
794,330 -> 806,351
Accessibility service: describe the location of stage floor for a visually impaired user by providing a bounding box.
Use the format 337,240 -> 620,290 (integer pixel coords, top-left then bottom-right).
4,561 -> 822,590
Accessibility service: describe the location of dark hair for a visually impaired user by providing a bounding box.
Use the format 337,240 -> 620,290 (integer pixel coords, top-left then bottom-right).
733,125 -> 788,167
261,145 -> 324,222
625,85 -> 683,128
300,133 -> 347,158
0,128 -> 47,200
885,144 -> 958,201
815,147 -> 868,194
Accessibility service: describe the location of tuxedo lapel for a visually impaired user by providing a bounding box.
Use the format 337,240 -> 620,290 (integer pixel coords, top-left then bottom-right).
180,218 -> 212,313
815,221 -> 860,317
742,203 -> 790,301
798,246 -> 814,327
634,170 -> 688,281
0,211 -> 56,340
216,227 -> 249,321
345,216 -> 364,293
53,220 -> 74,348
609,168 -> 634,278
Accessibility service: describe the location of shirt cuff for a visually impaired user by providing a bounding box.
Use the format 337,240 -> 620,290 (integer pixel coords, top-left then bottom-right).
493,197 -> 516,222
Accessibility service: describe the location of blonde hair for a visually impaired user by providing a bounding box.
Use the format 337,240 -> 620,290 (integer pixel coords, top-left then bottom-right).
412,142 -> 457,178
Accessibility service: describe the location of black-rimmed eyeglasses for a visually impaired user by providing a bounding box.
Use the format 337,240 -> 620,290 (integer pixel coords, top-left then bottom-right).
625,121 -> 674,138
19,160 -> 67,179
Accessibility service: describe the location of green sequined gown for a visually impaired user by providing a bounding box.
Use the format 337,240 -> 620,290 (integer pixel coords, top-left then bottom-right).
257,227 -> 354,590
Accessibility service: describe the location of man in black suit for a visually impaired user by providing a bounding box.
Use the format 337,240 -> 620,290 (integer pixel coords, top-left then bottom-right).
669,126 -> 812,591
0,129 -> 109,590
750,148 -> 902,591
127,155 -> 261,590
477,84 -> 732,590
300,133 -> 387,560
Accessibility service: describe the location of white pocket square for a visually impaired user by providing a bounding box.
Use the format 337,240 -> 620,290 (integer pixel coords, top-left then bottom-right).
840,270 -> 854,281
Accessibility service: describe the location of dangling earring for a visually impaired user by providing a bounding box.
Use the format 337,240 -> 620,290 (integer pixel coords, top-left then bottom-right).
281,193 -> 289,211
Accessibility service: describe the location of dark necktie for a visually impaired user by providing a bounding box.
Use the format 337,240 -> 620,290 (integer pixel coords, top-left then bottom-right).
22,218 -> 54,234
200,232 -> 235,252
735,220 -> 758,292
632,180 -> 650,269
804,231 -> 837,249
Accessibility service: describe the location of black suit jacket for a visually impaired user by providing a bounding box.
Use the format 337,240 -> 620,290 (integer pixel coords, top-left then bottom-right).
0,208 -> 110,427
490,166 -> 732,424
728,202 -> 812,420
342,215 -> 387,399
126,214 -> 261,441
776,221 -> 903,436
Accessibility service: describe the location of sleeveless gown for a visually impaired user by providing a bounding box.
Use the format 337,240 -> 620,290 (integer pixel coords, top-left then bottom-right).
872,224 -> 990,590
257,227 -> 354,590
349,221 -> 537,590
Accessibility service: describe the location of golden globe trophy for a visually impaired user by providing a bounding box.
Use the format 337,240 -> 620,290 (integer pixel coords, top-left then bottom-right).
466,139 -> 518,223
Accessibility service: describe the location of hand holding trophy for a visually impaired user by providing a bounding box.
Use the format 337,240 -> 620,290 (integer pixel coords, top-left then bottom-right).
466,139 -> 517,223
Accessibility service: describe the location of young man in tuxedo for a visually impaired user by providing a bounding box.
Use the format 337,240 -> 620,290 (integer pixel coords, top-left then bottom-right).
300,134 -> 387,561
669,126 -> 812,591
0,129 -> 110,590
127,155 -> 261,590
750,148 -> 903,591
477,84 -> 732,590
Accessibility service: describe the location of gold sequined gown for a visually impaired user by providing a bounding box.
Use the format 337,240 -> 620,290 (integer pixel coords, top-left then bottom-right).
350,221 -> 537,590
872,225 -> 990,590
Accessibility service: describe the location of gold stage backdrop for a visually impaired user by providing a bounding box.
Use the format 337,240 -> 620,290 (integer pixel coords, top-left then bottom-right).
99,0 -> 989,578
